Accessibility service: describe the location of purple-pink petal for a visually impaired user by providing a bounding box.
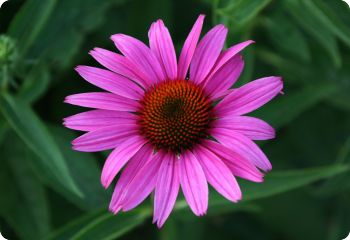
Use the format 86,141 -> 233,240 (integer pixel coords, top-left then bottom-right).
203,140 -> 264,183
177,15 -> 205,80
179,150 -> 208,216
204,54 -> 244,99
111,34 -> 166,85
89,48 -> 145,87
153,154 -> 179,228
149,20 -> 177,80
101,135 -> 147,189
193,145 -> 241,202
72,124 -> 138,152
190,24 -> 227,84
211,128 -> 272,171
215,76 -> 283,116
213,116 -> 275,140
121,152 -> 164,211
64,92 -> 140,112
75,66 -> 143,99
63,110 -> 137,132
109,143 -> 154,213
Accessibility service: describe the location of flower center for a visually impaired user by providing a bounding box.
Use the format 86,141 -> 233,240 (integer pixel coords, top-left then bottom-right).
138,80 -> 212,153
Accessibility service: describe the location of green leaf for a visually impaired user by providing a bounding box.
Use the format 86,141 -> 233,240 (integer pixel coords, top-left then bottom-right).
8,0 -> 57,57
284,0 -> 341,67
0,132 -> 51,240
217,0 -> 273,27
48,125 -> 109,210
254,83 -> 338,129
46,164 -> 348,239
0,93 -> 82,198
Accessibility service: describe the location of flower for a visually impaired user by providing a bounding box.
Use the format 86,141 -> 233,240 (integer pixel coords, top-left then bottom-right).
64,14 -> 283,228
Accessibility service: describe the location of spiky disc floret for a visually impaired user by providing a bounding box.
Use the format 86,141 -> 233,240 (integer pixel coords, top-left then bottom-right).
139,80 -> 212,153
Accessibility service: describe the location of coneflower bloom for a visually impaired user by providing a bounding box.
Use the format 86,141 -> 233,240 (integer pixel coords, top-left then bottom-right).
64,14 -> 283,227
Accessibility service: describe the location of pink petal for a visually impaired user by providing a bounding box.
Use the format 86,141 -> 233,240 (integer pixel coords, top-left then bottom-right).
153,154 -> 179,228
204,54 -> 244,99
111,34 -> 166,85
149,20 -> 177,80
193,145 -> 241,202
101,135 -> 147,188
121,151 -> 164,211
179,150 -> 208,216
72,125 -> 139,152
212,116 -> 275,140
64,92 -> 140,112
211,128 -> 272,172
177,14 -> 205,80
109,143 -> 154,213
89,48 -> 145,87
215,76 -> 283,116
64,110 -> 137,132
203,40 -> 254,85
190,24 -> 227,84
203,140 -> 264,182
75,66 -> 143,99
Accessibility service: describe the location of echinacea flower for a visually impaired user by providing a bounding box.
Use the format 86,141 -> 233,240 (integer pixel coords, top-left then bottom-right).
64,14 -> 283,227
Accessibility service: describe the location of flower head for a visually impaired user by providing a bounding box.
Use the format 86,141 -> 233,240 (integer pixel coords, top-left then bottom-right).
64,14 -> 283,227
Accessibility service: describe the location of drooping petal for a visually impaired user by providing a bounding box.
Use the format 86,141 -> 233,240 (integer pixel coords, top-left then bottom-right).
75,66 -> 143,99
153,154 -> 180,228
64,110 -> 137,132
149,20 -> 177,80
193,145 -> 241,202
190,24 -> 227,84
212,116 -> 275,140
89,48 -> 145,87
72,124 -> 139,152
211,128 -> 272,171
179,150 -> 208,216
64,92 -> 140,112
121,151 -> 164,211
215,76 -> 283,116
109,143 -> 154,213
177,14 -> 205,80
204,54 -> 244,99
111,34 -> 166,85
203,40 -> 254,85
101,135 -> 147,188
203,140 -> 264,182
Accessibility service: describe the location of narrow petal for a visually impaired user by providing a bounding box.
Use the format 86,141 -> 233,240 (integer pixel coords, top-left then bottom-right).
204,54 -> 244,99
179,150 -> 208,216
122,151 -> 164,211
203,140 -> 264,182
215,76 -> 283,116
64,110 -> 137,132
177,14 -> 205,80
153,154 -> 180,228
149,20 -> 177,80
101,135 -> 147,188
109,143 -> 154,213
190,24 -> 227,84
213,116 -> 275,140
75,66 -> 143,99
211,128 -> 272,171
193,145 -> 241,202
111,34 -> 166,85
89,48 -> 145,87
203,40 -> 254,85
64,92 -> 140,112
72,124 -> 138,152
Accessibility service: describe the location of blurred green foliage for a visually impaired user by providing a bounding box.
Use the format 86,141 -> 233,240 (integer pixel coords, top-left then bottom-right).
0,0 -> 350,239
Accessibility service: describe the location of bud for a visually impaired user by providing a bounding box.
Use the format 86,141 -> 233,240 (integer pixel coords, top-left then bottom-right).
0,35 -> 18,67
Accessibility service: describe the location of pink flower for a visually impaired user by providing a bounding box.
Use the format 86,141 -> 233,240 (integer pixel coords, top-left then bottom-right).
64,14 -> 283,227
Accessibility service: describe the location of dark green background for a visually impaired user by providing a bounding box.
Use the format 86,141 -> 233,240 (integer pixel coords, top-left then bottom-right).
1,0 -> 350,239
